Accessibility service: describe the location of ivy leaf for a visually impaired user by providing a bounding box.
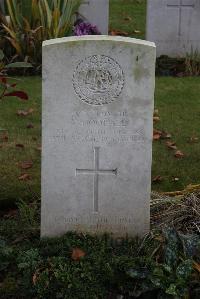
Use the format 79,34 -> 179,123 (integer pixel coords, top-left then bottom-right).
166,284 -> 177,296
163,228 -> 179,268
176,259 -> 193,280
179,233 -> 200,258
127,267 -> 150,279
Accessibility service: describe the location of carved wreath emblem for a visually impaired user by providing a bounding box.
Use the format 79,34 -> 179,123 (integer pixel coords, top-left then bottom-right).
73,55 -> 125,106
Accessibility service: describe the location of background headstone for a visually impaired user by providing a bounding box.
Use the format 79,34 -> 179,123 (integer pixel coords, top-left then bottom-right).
78,0 -> 109,34
146,0 -> 200,57
41,36 -> 156,238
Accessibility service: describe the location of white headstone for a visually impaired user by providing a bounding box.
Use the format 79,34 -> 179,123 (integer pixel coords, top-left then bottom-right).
78,0 -> 109,34
146,0 -> 200,57
41,36 -> 156,238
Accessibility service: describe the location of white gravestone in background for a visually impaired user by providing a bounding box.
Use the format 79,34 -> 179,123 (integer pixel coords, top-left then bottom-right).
41,36 -> 156,238
146,0 -> 200,57
78,0 -> 109,34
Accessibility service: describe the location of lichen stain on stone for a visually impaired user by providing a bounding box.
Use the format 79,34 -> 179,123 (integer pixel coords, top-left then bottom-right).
134,66 -> 150,82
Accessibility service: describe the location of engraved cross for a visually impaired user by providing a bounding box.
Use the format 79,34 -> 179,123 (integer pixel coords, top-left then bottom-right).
76,147 -> 117,213
167,0 -> 195,36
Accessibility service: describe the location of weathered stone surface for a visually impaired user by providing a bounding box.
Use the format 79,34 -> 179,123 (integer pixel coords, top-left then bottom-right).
146,0 -> 200,57
78,0 -> 109,34
41,36 -> 156,238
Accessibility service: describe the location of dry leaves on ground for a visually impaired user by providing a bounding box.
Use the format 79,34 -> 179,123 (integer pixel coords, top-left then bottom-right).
26,123 -> 34,129
166,141 -> 177,150
110,29 -> 128,36
174,150 -> 185,158
18,173 -> 31,181
18,160 -> 33,169
188,136 -> 199,143
71,248 -> 86,261
0,131 -> 8,142
123,16 -> 132,21
17,108 -> 34,116
152,175 -> 163,183
153,129 -> 171,141
35,146 -> 41,152
16,143 -> 25,149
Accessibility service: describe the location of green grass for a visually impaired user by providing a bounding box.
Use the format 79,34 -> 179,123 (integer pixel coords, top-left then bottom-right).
109,0 -> 146,39
153,77 -> 200,191
1,76 -> 200,206
0,77 -> 41,207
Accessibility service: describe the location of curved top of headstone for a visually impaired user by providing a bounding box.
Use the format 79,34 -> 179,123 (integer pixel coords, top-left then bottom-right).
43,35 -> 156,48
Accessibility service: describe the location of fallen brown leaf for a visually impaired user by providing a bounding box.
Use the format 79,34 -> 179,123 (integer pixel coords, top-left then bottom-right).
18,160 -> 33,169
32,273 -> 37,285
27,123 -> 34,129
36,146 -> 41,152
166,141 -> 177,150
16,143 -> 24,149
71,248 -> 86,261
153,116 -> 160,122
124,16 -> 132,21
18,173 -> 31,181
0,131 -> 8,142
160,131 -> 172,139
28,108 -> 34,113
17,108 -> 34,116
110,29 -> 128,36
152,175 -> 163,183
174,150 -> 184,158
153,129 -> 162,140
17,110 -> 28,116
4,209 -> 18,218
188,136 -> 199,143
153,133 -> 161,140
153,109 -> 159,117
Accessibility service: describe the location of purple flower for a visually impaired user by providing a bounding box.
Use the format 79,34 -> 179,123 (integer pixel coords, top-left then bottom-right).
74,21 -> 101,36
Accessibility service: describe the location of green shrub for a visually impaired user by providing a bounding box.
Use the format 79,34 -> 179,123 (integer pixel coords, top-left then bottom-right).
185,48 -> 200,76
0,0 -> 81,68
10,229 -> 199,298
